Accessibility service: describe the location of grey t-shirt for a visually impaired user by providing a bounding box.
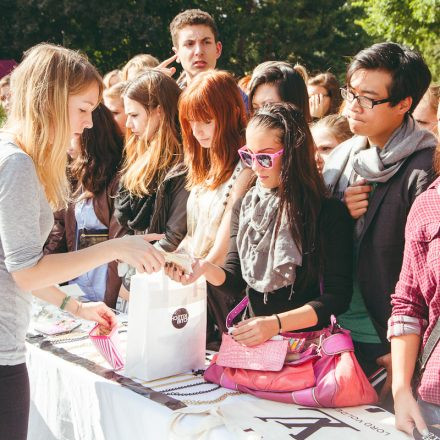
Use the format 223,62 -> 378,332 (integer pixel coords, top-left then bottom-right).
0,137 -> 53,365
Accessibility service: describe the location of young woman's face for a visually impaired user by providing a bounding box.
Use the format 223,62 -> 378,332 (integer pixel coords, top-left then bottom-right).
124,96 -> 161,141
68,82 -> 100,138
103,95 -> 127,135
0,85 -> 11,112
413,92 -> 438,135
251,83 -> 281,113
245,123 -> 283,189
189,119 -> 216,149
67,135 -> 81,160
311,125 -> 340,172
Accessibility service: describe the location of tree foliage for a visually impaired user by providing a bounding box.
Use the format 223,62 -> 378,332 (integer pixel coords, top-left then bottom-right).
355,0 -> 440,81
0,0 -> 372,79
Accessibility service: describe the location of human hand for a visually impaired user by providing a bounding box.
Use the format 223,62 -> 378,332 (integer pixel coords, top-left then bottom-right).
180,259 -> 206,285
376,352 -> 392,401
112,234 -> 165,274
76,301 -> 117,329
309,93 -> 329,119
231,316 -> 279,346
164,262 -> 185,283
393,388 -> 428,436
344,179 -> 372,219
157,54 -> 178,77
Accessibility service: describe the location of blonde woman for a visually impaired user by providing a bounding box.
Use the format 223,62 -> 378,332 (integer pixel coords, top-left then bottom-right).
114,69 -> 189,295
121,53 -> 160,81
103,81 -> 127,135
103,69 -> 122,88
0,43 -> 164,439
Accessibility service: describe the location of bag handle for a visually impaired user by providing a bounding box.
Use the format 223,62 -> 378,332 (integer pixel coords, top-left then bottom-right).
226,297 -> 249,328
419,318 -> 440,374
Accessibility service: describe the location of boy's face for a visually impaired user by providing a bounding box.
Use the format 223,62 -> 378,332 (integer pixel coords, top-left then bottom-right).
344,69 -> 410,147
173,25 -> 222,81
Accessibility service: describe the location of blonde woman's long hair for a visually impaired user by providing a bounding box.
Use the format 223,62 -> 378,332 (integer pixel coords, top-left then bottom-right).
121,69 -> 182,197
3,43 -> 103,210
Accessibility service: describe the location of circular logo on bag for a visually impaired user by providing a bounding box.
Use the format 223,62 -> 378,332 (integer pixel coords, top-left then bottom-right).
172,308 -> 189,329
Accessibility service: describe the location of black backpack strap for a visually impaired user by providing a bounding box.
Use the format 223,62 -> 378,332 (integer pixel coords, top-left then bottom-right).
419,319 -> 440,374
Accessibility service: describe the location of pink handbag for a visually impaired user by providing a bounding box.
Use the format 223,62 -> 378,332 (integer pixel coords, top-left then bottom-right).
89,324 -> 124,370
204,297 -> 378,408
217,333 -> 289,371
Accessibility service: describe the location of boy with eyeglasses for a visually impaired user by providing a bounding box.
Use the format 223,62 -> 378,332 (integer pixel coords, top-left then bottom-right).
323,42 -> 437,401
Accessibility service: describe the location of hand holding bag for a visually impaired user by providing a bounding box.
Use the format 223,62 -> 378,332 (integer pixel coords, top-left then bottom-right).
89,324 -> 124,370
205,297 -> 378,408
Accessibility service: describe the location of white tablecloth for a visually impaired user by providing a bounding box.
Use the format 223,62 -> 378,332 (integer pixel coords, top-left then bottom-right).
26,303 -> 407,440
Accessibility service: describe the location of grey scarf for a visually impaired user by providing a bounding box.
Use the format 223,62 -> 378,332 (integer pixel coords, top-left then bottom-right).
236,181 -> 302,293
353,116 -> 435,183
324,116 -> 436,199
324,115 -> 436,239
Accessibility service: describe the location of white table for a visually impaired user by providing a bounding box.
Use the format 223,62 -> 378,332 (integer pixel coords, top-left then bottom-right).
26,304 -> 406,440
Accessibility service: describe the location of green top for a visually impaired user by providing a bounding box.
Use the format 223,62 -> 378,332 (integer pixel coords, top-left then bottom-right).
339,182 -> 381,344
338,280 -> 381,343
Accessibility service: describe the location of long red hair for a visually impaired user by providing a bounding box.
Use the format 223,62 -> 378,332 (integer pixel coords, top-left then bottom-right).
179,70 -> 247,190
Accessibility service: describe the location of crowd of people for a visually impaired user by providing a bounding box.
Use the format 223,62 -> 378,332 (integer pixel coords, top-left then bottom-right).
0,8 -> 439,440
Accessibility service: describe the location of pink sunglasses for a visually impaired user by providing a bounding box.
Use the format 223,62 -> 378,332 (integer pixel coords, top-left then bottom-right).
238,146 -> 284,169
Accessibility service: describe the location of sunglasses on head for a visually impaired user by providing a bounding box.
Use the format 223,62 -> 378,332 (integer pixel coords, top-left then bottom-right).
238,146 -> 284,169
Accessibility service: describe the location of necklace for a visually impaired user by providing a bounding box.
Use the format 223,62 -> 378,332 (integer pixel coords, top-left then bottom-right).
156,381 -> 221,396
182,391 -> 242,406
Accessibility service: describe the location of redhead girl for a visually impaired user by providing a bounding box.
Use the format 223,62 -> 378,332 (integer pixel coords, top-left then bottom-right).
195,103 -> 353,346
166,70 -> 253,345
0,44 -> 164,439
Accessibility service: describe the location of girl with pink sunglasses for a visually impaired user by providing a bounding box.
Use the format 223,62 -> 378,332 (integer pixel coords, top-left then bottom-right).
184,102 -> 354,345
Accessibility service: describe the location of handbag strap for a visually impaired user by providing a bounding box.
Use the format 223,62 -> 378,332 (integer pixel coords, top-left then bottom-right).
420,318 -> 440,373
226,297 -> 249,328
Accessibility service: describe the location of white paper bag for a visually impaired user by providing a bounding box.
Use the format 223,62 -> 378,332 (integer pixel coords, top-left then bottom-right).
125,270 -> 207,381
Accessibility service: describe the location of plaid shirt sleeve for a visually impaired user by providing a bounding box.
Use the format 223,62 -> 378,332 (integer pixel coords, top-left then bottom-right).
387,314 -> 427,340
388,192 -> 431,340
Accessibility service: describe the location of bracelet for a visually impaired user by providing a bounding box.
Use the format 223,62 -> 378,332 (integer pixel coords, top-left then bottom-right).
273,314 -> 282,334
75,301 -> 82,316
60,295 -> 71,311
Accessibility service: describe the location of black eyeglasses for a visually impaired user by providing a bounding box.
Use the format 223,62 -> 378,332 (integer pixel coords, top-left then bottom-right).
340,87 -> 391,109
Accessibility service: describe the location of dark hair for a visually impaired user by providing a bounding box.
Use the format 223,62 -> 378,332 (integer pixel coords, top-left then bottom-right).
248,102 -> 326,287
70,103 -> 123,196
308,72 -> 342,115
170,9 -> 219,46
249,61 -> 311,122
347,42 -> 431,113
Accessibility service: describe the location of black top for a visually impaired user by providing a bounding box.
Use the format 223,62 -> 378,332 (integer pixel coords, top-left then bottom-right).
208,196 -> 354,331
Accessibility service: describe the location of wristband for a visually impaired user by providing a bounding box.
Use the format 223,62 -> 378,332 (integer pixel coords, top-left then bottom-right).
60,295 -> 71,311
273,314 -> 282,334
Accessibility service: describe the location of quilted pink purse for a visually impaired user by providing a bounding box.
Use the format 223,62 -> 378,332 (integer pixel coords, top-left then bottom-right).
205,297 -> 378,408
89,324 -> 124,370
217,334 -> 288,371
